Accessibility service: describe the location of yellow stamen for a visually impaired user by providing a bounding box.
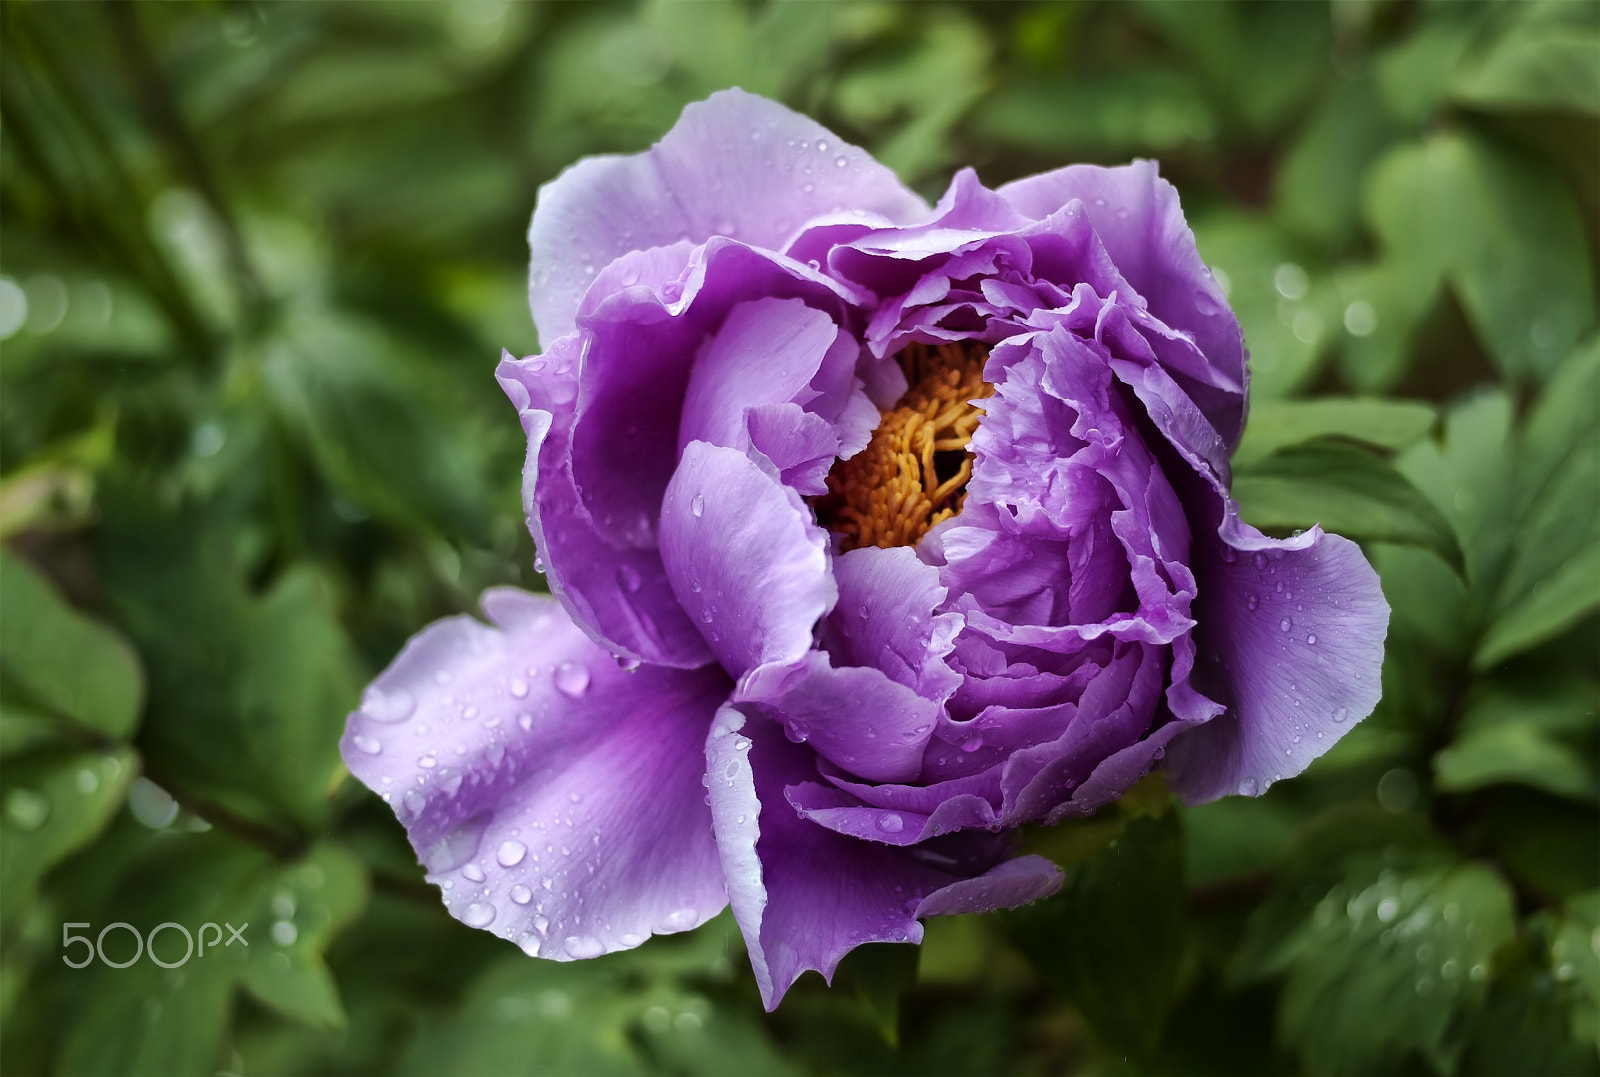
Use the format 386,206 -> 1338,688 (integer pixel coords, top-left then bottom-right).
815,340 -> 992,551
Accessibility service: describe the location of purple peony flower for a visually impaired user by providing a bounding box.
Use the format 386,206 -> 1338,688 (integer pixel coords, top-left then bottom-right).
341,89 -> 1388,1009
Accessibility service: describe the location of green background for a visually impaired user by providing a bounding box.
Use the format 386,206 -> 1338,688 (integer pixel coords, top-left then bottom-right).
2,1 -> 1597,1074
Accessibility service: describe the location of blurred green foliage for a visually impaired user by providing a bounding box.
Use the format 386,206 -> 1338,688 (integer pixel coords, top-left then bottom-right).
1,1 -> 1597,1074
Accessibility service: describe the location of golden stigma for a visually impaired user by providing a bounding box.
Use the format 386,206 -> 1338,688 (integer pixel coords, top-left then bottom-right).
814,340 -> 992,551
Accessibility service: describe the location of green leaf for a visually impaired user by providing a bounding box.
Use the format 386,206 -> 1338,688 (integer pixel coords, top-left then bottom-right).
1397,390 -> 1517,592
0,550 -> 143,739
1232,443 -> 1462,568
1005,812 -> 1186,1058
973,68 -> 1214,157
237,843 -> 370,1029
1436,723 -> 1599,803
1478,541 -> 1600,668
97,494 -> 360,831
0,748 -> 136,919
1375,13 -> 1480,124
1475,790 -> 1600,902
1436,678 -> 1600,802
1275,73 -> 1402,247
1231,807 -> 1453,985
1363,132 -> 1597,380
1233,397 -> 1437,469
1451,18 -> 1600,116
1193,212 -> 1337,399
257,301 -> 494,543
836,942 -> 919,1046
400,917 -> 786,1077
1279,863 -> 1517,1077
54,834 -> 370,1077
1477,337 -> 1600,664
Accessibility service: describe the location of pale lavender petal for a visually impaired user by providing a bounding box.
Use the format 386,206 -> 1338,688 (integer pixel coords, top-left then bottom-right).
707,706 -> 971,1011
678,297 -> 843,453
915,856 -> 1063,917
1164,523 -> 1388,803
340,589 -> 731,959
819,545 -> 963,700
998,160 -> 1246,446
497,350 -> 712,669
660,441 -> 835,678
745,403 -> 839,496
528,88 -> 927,344
738,652 -> 938,784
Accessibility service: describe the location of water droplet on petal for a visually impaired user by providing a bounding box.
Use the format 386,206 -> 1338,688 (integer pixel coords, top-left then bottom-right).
565,935 -> 604,958
464,903 -> 495,928
510,677 -> 529,698
1237,777 -> 1260,796
690,493 -> 705,517
519,935 -> 542,956
554,662 -> 590,698
1246,594 -> 1258,611
418,754 -> 437,768
498,840 -> 528,867
462,862 -> 486,882
403,790 -> 426,815
510,884 -> 533,905
1279,619 -> 1292,633
878,813 -> 905,834
362,687 -> 416,723
1332,707 -> 1350,724
518,713 -> 534,731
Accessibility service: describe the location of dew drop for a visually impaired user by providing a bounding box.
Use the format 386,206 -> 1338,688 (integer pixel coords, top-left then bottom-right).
1332,706 -> 1350,724
1279,618 -> 1292,633
877,813 -> 905,834
418,754 -> 437,768
519,713 -> 534,731
462,862 -> 486,883
510,884 -> 533,905
362,687 -> 416,723
498,840 -> 528,867
510,677 -> 529,698
554,661 -> 590,698
565,935 -> 604,958
690,493 -> 705,517
350,734 -> 381,755
1237,777 -> 1259,796
520,935 -> 542,956
1306,633 -> 1317,645
464,903 -> 496,928
403,790 -> 426,815
1246,594 -> 1258,611
834,155 -> 848,168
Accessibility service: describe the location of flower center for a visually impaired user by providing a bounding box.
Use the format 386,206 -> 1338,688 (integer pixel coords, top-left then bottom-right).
814,340 -> 993,551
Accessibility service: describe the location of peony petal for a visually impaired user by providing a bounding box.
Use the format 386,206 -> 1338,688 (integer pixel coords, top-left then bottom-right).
497,350 -> 712,669
340,589 -> 732,959
738,652 -> 939,784
678,297 -> 843,453
1164,518 -> 1389,803
707,706 -> 977,1010
820,545 -> 963,700
660,441 -> 836,678
528,88 -> 927,345
915,855 -> 1063,917
998,160 -> 1247,447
